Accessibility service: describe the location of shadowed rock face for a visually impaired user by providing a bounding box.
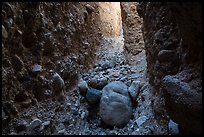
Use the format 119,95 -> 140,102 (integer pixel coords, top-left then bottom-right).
2,2 -> 101,118
167,2 -> 202,64
138,2 -> 202,135
161,74 -> 202,134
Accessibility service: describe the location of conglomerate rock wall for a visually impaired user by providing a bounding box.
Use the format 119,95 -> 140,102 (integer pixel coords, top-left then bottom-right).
120,2 -> 144,57
137,2 -> 202,135
2,2 -> 101,120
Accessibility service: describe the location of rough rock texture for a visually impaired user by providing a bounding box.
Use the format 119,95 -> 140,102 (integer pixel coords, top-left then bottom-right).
168,119 -> 179,135
137,2 -> 181,87
78,79 -> 89,96
2,2 -> 101,133
138,2 -> 202,135
51,72 -> 65,101
99,81 -> 132,127
161,74 -> 202,134
128,80 -> 141,101
121,2 -> 144,63
86,88 -> 102,105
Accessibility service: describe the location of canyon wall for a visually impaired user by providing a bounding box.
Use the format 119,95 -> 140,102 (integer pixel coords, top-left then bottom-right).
2,2 -> 101,121
97,2 -> 122,37
121,2 -> 144,64
137,2 -> 202,135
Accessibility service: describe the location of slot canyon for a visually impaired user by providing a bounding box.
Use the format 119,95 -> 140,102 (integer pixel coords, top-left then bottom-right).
2,2 -> 202,135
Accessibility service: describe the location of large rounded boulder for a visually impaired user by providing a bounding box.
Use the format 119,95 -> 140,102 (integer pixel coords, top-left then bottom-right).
99,81 -> 132,127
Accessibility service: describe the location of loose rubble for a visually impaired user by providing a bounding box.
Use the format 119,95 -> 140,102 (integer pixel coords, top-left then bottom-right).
2,33 -> 169,135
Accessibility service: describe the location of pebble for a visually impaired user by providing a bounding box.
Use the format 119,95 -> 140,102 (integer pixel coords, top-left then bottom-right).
94,66 -> 101,71
81,111 -> 86,119
111,70 -> 121,77
55,123 -> 65,134
101,60 -> 110,70
2,109 -> 8,121
71,107 -> 78,115
128,80 -> 141,101
136,116 -> 148,126
100,77 -> 108,84
78,79 -> 89,96
97,78 -> 107,90
29,118 -> 42,130
88,78 -> 98,89
32,64 -> 42,73
168,119 -> 179,135
131,128 -> 140,135
85,4 -> 95,13
52,72 -> 65,95
58,129 -> 66,134
86,88 -> 102,105
42,121 -> 50,127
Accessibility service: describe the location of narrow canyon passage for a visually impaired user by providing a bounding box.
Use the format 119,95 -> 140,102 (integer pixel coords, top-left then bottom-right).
2,2 -> 202,135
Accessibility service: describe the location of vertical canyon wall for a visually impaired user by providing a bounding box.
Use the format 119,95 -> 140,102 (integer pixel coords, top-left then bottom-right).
137,2 -> 202,134
120,2 -> 145,64
2,2 -> 101,120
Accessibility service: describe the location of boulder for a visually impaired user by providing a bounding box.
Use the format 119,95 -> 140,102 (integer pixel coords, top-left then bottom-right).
157,50 -> 178,63
52,73 -> 65,96
78,79 -> 89,96
99,81 -> 132,127
128,80 -> 141,101
88,78 -> 98,89
86,88 -> 102,105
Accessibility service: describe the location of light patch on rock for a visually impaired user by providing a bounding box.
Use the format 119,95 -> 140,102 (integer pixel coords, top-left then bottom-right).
136,115 -> 148,127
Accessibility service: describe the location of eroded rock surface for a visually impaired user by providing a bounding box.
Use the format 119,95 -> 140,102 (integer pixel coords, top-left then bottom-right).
138,2 -> 202,134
